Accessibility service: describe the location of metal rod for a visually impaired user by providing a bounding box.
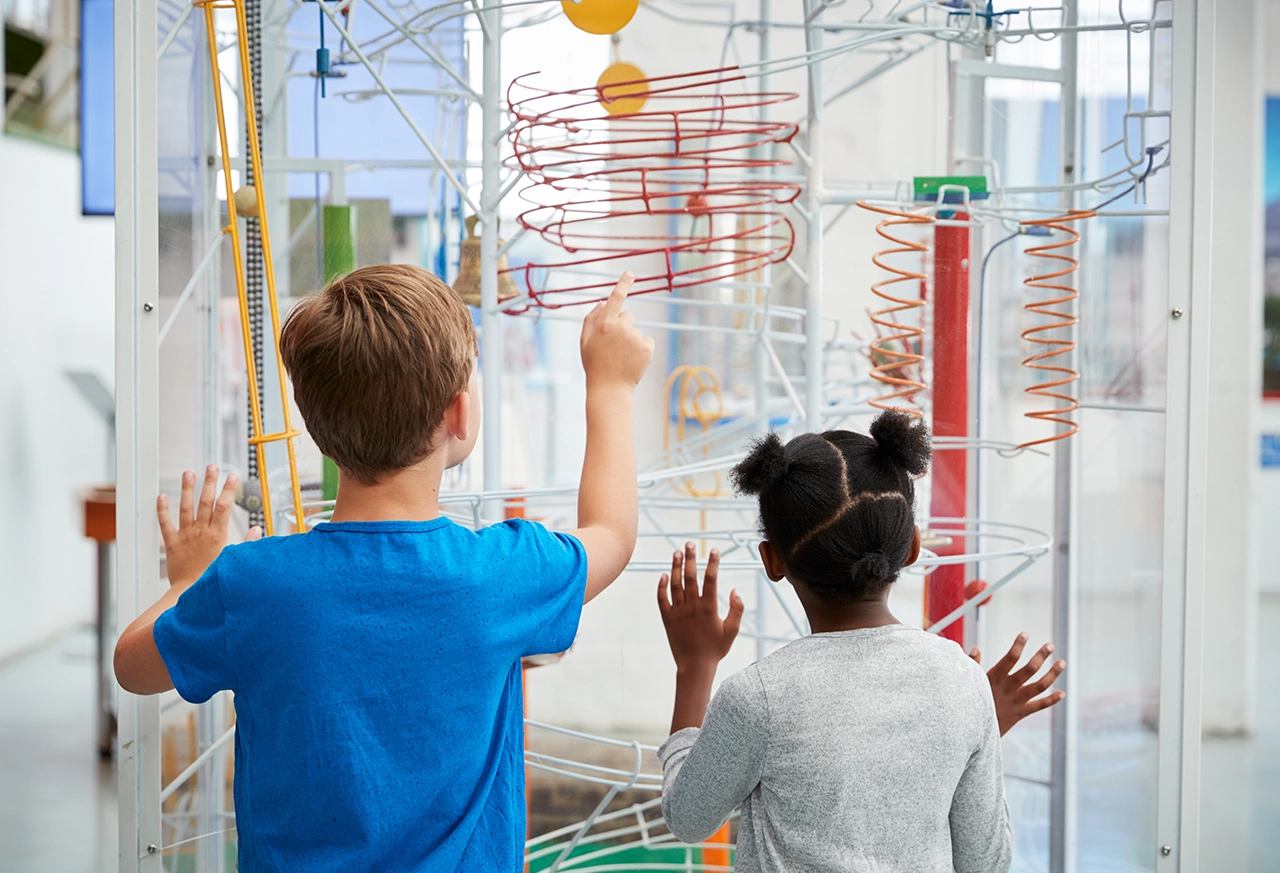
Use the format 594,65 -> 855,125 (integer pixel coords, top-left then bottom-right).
803,0 -> 825,431
479,0 -> 502,520
1051,4 -> 1080,868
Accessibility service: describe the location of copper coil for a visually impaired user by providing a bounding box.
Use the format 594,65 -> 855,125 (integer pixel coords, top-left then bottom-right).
857,201 -> 935,418
1016,210 -> 1095,450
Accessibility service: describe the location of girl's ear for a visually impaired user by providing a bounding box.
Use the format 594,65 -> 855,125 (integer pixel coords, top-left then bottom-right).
904,526 -> 922,568
758,540 -> 787,582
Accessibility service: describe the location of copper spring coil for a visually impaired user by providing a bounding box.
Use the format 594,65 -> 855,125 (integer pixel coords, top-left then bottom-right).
857,201 -> 935,418
1016,210 -> 1095,449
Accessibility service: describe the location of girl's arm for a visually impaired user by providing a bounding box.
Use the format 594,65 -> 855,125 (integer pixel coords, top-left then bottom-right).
658,670 -> 767,844
949,666 -> 1014,873
656,545 -> 756,843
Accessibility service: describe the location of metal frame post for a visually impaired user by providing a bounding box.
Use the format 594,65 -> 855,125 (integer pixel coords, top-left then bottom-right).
1050,3 -> 1081,870
802,0 -> 824,430
479,1 -> 503,517
115,0 -> 163,865
753,0 -> 772,662
1158,0 -> 1212,868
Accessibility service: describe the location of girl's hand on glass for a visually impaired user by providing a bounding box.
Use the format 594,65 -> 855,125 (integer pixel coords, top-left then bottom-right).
657,543 -> 743,674
970,633 -> 1066,736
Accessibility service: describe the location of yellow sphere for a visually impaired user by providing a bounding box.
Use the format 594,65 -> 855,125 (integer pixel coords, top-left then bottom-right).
233,184 -> 260,218
596,62 -> 648,116
561,0 -> 638,35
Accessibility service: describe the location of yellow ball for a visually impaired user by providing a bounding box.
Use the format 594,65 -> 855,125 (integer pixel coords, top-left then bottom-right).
561,0 -> 638,35
233,184 -> 259,218
596,62 -> 648,116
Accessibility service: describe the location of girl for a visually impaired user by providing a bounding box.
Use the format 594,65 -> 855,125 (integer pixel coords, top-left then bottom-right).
656,411 -> 1064,872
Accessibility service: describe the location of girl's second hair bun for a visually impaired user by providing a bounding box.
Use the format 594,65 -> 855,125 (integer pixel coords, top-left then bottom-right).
732,432 -> 790,495
869,410 -> 931,477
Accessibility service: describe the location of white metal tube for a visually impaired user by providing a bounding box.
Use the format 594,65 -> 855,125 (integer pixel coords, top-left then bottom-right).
802,0 -> 825,430
1158,0 -> 1211,869
115,0 -> 162,864
479,0 -> 503,518
1050,4 -> 1080,871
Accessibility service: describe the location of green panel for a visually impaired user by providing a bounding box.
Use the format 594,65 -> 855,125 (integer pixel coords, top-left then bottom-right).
322,204 -> 356,283
913,175 -> 988,197
526,840 -> 733,872
322,456 -> 340,503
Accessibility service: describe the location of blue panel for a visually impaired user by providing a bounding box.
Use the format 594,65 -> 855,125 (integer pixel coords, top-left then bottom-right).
80,0 -> 114,215
1265,97 -> 1280,205
1262,434 -> 1280,469
286,4 -> 466,216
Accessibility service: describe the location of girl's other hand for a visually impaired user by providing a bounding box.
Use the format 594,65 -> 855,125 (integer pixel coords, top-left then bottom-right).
970,633 -> 1067,736
657,543 -> 744,674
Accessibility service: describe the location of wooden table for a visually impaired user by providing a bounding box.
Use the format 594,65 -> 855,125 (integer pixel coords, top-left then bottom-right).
83,486 -> 116,758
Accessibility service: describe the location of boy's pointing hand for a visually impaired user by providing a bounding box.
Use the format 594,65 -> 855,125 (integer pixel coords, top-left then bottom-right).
580,272 -> 655,389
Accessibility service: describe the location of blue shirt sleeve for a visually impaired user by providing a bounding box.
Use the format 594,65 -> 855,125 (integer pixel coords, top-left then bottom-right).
152,563 -> 235,704
493,519 -> 587,658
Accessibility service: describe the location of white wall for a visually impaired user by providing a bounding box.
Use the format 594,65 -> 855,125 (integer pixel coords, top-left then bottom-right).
0,135 -> 115,661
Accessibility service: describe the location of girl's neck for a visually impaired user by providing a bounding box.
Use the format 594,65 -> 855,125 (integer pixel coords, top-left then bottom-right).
793,584 -> 901,634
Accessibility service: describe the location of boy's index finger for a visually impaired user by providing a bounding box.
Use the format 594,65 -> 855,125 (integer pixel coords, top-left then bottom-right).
602,272 -> 634,317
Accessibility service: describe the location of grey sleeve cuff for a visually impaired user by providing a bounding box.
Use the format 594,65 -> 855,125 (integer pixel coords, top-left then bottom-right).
658,727 -> 700,766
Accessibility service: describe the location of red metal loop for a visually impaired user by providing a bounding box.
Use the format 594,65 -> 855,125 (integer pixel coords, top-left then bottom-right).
503,68 -> 802,311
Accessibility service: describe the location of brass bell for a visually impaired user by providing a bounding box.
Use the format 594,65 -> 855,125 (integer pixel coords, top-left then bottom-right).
453,215 -> 521,307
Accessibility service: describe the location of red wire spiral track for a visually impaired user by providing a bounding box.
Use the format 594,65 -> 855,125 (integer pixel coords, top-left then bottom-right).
503,67 -> 801,311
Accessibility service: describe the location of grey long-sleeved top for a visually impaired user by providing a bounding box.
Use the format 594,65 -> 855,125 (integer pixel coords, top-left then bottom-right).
657,624 -> 1012,873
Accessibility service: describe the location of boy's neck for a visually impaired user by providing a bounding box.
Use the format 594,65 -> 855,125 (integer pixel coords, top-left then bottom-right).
329,458 -> 446,523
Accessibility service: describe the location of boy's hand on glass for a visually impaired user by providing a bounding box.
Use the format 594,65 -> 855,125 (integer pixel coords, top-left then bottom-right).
158,465 -> 261,587
969,633 -> 1066,736
657,544 -> 744,673
580,272 -> 654,389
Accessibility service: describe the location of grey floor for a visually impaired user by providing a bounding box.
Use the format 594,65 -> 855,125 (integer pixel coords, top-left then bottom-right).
0,626 -> 116,873
0,604 -> 1275,873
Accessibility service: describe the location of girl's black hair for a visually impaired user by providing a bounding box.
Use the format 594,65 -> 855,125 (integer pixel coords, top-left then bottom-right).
731,411 -> 931,600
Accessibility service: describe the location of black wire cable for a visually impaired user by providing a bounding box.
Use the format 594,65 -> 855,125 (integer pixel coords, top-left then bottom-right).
1089,146 -> 1162,212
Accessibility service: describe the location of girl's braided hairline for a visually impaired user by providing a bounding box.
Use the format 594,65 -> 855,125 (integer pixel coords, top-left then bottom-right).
783,435 -> 909,561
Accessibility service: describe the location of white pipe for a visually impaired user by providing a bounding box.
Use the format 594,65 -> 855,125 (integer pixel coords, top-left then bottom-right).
803,0 -> 825,430
479,0 -> 503,520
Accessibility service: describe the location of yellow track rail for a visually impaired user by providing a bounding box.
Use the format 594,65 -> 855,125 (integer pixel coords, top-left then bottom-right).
197,0 -> 305,535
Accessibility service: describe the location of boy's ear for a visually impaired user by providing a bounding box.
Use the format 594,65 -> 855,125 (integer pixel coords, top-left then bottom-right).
444,389 -> 471,443
904,526 -> 922,568
758,541 -> 787,582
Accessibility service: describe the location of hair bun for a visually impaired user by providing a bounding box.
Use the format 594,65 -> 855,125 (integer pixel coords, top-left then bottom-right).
850,551 -> 891,585
732,432 -> 790,495
869,411 -> 931,476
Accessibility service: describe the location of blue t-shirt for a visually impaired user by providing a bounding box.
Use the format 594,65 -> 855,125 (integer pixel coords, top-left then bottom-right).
153,517 -> 587,872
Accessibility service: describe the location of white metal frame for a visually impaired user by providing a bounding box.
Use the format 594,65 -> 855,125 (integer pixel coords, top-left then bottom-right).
115,2 -> 1216,870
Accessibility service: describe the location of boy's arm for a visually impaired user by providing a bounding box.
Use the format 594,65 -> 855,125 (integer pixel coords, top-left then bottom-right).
114,467 -> 259,694
569,273 -> 654,603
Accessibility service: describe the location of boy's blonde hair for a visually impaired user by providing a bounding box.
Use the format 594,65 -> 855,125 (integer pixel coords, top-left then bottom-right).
280,264 -> 477,485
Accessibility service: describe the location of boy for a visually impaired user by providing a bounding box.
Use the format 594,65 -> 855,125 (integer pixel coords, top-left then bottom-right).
115,265 -> 654,871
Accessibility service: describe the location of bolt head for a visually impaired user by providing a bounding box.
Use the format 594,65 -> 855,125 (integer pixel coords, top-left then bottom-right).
1171,308 -> 1183,319
146,844 -> 158,854
1161,845 -> 1172,856
143,302 -> 154,312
